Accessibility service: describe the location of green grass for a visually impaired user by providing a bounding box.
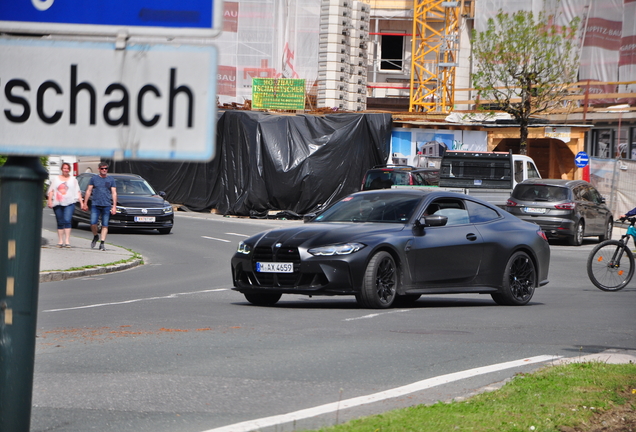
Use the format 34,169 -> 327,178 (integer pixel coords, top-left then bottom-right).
307,362 -> 636,432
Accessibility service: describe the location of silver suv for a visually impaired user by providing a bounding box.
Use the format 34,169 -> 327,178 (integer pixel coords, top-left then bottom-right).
505,179 -> 613,246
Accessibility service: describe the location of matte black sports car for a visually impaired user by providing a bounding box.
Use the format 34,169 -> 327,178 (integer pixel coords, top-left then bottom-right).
72,173 -> 174,234
231,189 -> 550,308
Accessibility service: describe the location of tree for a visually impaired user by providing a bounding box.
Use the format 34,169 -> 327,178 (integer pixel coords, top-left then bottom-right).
471,4 -> 581,154
0,156 -> 48,168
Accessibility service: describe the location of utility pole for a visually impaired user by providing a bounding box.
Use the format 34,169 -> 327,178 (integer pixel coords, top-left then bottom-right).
0,156 -> 48,431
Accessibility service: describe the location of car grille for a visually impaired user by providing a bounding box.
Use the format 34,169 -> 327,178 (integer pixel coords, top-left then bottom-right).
124,208 -> 164,215
252,246 -> 301,287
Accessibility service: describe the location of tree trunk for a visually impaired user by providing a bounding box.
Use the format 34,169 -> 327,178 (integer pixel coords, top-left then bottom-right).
519,121 -> 528,155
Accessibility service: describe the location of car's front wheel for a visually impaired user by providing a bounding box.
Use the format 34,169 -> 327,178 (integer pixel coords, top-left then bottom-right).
568,220 -> 584,246
357,251 -> 397,309
491,251 -> 536,306
244,292 -> 282,306
599,219 -> 613,242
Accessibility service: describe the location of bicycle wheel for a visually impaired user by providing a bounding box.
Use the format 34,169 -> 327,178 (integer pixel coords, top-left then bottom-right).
587,240 -> 635,291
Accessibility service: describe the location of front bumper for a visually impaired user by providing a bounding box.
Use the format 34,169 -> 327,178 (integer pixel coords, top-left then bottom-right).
231,252 -> 363,296
108,214 -> 174,229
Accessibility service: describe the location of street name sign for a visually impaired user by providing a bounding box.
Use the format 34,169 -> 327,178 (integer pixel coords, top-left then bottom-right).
0,0 -> 224,39
0,37 -> 218,161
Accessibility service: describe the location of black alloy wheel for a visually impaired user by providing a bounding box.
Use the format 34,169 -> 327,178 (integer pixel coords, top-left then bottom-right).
491,251 -> 536,306
357,251 -> 398,309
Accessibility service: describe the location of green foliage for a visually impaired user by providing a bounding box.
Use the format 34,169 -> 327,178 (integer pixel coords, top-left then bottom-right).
0,156 -> 49,168
471,1 -> 581,151
308,362 -> 636,432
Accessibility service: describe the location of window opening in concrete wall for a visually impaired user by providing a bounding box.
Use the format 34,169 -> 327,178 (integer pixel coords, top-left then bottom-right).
380,34 -> 404,71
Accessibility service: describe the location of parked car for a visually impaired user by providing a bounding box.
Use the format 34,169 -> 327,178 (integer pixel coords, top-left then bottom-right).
72,173 -> 174,234
231,189 -> 550,308
361,165 -> 439,190
505,179 -> 613,246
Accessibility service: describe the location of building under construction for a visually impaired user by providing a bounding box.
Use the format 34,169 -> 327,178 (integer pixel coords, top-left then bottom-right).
214,0 -> 636,213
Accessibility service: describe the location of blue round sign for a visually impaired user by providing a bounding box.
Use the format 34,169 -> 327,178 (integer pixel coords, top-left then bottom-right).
575,151 -> 589,168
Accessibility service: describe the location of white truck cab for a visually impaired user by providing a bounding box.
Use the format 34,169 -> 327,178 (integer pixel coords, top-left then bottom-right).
47,155 -> 101,180
512,155 -> 542,187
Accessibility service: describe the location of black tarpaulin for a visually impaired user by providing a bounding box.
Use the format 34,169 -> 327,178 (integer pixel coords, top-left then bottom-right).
108,110 -> 392,216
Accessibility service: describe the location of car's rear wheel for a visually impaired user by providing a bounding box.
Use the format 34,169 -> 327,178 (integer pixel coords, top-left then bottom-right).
158,227 -> 172,234
491,251 -> 536,306
244,292 -> 281,306
568,220 -> 584,246
599,219 -> 613,242
357,251 -> 397,309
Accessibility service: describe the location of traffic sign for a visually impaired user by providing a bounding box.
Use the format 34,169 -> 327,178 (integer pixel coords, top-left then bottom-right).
575,151 -> 589,168
0,0 -> 224,39
0,37 -> 218,161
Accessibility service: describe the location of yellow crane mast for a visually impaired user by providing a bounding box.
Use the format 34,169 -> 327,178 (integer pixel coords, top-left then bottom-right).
409,0 -> 462,113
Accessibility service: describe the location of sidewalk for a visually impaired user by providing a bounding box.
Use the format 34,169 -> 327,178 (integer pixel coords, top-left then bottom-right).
40,229 -> 143,283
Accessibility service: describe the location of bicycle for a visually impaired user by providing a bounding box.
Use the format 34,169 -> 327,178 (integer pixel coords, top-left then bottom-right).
586,216 -> 636,291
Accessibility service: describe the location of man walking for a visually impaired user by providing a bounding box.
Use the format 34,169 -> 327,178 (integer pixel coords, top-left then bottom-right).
82,163 -> 117,251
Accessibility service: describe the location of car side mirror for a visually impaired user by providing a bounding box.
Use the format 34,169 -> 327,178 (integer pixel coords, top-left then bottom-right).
420,214 -> 448,227
158,191 -> 167,198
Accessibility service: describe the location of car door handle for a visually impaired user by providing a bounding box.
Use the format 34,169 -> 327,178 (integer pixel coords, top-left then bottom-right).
466,233 -> 478,241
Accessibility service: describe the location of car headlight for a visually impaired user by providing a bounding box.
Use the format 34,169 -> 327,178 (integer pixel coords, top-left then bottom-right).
115,206 -> 125,214
163,205 -> 173,214
237,241 -> 252,254
308,243 -> 365,256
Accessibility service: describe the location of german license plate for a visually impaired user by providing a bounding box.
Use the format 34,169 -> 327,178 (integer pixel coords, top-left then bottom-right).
524,207 -> 547,214
134,216 -> 156,222
256,262 -> 293,273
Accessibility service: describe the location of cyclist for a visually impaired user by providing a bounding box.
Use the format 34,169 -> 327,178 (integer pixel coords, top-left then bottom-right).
620,207 -> 636,219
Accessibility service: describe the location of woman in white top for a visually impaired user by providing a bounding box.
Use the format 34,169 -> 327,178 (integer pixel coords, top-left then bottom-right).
47,162 -> 84,247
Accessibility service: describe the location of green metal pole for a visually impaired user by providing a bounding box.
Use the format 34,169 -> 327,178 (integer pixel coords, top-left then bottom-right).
0,156 -> 48,431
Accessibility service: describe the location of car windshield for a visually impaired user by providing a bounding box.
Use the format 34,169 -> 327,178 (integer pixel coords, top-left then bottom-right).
512,185 -> 569,202
313,193 -> 421,223
363,170 -> 412,190
116,179 -> 156,196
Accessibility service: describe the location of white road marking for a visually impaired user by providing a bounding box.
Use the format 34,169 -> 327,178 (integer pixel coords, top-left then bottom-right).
42,289 -> 229,312
201,355 -> 562,432
344,309 -> 411,321
226,232 -> 250,237
201,236 -> 231,243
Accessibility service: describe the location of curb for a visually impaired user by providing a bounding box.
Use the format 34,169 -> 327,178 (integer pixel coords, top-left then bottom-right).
39,258 -> 144,283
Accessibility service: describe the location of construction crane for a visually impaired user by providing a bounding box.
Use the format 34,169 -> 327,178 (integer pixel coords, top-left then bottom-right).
409,0 -> 464,113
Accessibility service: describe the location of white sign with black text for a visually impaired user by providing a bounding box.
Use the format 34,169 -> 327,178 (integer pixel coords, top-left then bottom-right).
0,37 -> 217,160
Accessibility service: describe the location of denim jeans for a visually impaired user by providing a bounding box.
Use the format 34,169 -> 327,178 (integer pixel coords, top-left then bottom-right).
53,205 -> 75,229
91,205 -> 111,227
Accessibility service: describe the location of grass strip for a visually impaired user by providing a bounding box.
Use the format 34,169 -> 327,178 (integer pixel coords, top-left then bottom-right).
309,362 -> 636,432
45,248 -> 143,272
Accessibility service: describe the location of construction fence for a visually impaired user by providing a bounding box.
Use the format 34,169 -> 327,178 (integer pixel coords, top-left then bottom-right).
589,157 -> 636,218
